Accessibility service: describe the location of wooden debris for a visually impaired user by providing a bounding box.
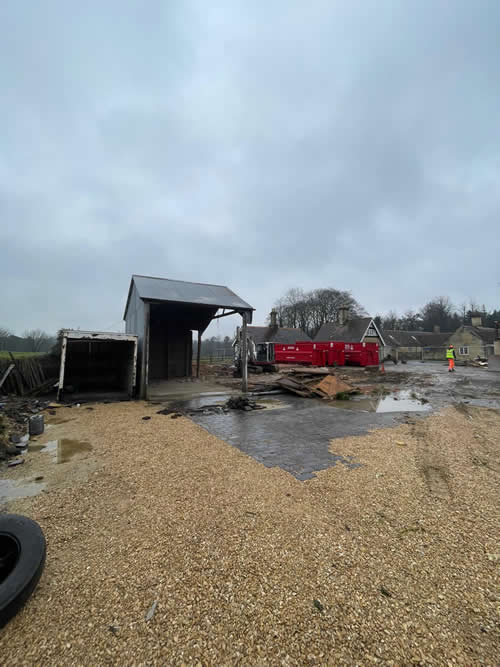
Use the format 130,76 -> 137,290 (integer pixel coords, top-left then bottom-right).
276,377 -> 314,397
0,355 -> 49,395
312,374 -> 355,399
277,368 -> 354,400
0,363 -> 15,390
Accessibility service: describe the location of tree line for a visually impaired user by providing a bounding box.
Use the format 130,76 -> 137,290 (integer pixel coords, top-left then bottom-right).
194,335 -> 233,361
270,290 -> 499,337
377,297 -> 500,333
0,328 -> 56,353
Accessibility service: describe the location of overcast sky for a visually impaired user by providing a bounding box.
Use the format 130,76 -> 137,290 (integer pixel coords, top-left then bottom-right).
2,0 -> 499,337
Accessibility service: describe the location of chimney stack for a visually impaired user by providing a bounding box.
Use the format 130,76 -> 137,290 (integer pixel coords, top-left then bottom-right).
471,316 -> 482,327
338,306 -> 349,326
270,308 -> 278,328
433,324 -> 440,333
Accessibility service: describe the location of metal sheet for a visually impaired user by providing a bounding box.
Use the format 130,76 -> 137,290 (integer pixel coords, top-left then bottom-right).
128,275 -> 254,314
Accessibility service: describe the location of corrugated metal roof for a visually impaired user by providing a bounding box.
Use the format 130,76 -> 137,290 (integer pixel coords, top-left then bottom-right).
124,275 -> 254,319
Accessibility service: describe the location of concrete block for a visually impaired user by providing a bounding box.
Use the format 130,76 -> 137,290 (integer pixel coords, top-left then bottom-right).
487,355 -> 500,373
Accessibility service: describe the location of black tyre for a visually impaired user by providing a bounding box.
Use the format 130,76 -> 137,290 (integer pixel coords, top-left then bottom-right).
0,514 -> 46,628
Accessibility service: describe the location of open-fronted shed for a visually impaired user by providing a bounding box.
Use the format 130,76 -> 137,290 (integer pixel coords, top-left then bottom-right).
124,275 -> 254,397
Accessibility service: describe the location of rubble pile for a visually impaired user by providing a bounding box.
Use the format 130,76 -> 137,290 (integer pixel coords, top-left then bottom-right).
0,396 -> 50,460
225,396 -> 265,411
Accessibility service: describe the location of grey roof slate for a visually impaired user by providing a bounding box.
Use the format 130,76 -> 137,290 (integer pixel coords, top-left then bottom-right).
416,331 -> 453,347
314,317 -> 379,343
384,330 -> 453,347
247,326 -> 311,345
467,326 -> 497,344
124,274 -> 254,319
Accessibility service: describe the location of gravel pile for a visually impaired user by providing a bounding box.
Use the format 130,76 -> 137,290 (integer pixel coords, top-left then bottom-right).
0,401 -> 498,665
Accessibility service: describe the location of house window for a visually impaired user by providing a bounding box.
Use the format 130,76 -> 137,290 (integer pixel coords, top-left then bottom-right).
366,328 -> 377,337
459,346 -> 469,355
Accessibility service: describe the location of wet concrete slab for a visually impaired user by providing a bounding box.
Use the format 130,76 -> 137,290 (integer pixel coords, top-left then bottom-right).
37,438 -> 93,464
148,379 -> 235,401
329,389 -> 431,413
0,478 -> 46,503
178,394 -> 426,481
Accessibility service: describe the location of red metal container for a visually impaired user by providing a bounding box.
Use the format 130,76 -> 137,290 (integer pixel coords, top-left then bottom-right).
343,342 -> 379,367
274,341 -> 347,367
308,342 -> 345,366
274,344 -> 313,365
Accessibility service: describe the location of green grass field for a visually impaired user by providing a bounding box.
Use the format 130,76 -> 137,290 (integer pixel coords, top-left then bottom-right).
0,351 -> 45,359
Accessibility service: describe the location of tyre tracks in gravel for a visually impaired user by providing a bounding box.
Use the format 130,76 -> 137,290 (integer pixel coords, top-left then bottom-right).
454,403 -> 500,475
411,417 -> 453,500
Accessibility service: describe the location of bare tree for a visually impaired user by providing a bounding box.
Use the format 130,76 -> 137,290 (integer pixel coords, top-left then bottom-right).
382,310 -> 401,330
458,302 -> 468,323
419,296 -> 460,332
400,309 -> 422,331
273,287 -> 364,337
0,327 -> 12,351
23,329 -> 53,353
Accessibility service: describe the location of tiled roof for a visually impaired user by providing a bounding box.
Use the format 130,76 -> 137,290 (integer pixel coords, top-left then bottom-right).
384,330 -> 452,347
247,326 -> 311,344
314,317 -> 381,343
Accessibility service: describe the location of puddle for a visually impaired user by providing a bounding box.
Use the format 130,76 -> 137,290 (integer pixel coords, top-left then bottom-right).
331,390 -> 431,413
255,399 -> 290,411
0,478 -> 46,503
376,390 -> 431,413
40,438 -> 92,464
331,397 -> 380,412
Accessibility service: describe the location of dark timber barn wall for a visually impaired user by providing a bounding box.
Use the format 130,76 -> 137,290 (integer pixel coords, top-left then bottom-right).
148,303 -> 193,380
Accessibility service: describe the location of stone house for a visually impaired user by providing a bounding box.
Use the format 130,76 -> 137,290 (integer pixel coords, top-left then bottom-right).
448,316 -> 497,360
314,308 -> 385,358
383,328 -> 452,361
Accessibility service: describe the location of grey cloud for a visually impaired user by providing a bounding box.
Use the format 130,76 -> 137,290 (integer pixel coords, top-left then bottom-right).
1,0 -> 499,335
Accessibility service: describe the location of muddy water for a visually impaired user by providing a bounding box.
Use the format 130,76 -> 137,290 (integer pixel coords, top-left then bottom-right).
332,389 -> 432,413
40,438 -> 93,464
0,478 -> 46,503
255,398 -> 290,411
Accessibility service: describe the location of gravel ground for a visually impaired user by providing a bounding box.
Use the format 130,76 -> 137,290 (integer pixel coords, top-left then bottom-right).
0,401 -> 498,665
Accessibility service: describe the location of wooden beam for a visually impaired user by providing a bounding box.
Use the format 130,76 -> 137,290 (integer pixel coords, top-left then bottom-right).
9,351 -> 28,396
0,363 -> 15,391
241,313 -> 248,393
141,302 -> 150,399
212,309 -> 238,320
196,330 -> 201,378
56,336 -> 67,401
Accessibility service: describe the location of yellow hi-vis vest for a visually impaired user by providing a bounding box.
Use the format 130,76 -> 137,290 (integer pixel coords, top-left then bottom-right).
446,348 -> 454,358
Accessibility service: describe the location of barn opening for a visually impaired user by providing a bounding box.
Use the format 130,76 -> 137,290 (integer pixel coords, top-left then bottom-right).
57,331 -> 138,401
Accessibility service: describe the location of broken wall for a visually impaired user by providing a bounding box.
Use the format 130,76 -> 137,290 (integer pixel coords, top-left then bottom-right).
64,340 -> 136,395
